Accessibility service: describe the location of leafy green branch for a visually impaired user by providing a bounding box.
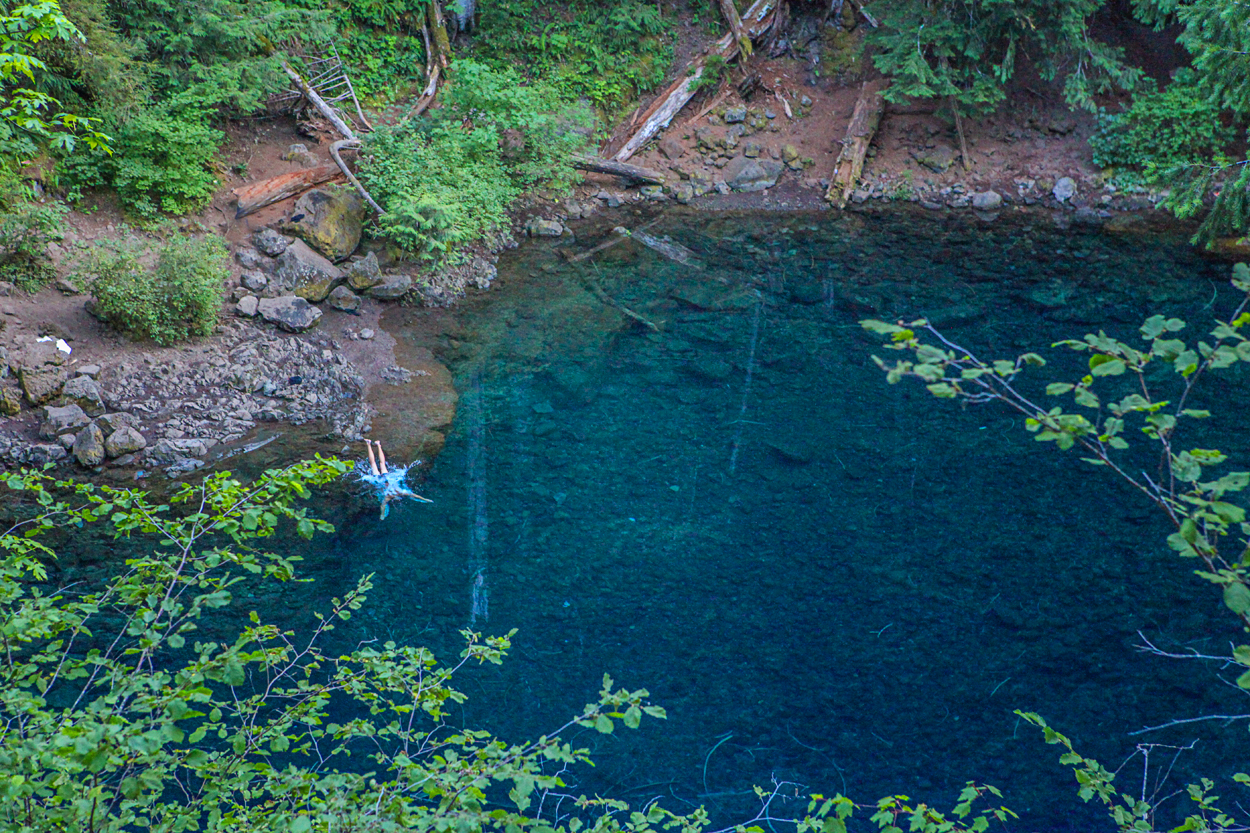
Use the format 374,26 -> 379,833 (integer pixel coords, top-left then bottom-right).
863,265 -> 1250,640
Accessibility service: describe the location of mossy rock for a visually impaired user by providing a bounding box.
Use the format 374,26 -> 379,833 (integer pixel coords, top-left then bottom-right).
283,187 -> 365,262
822,24 -> 866,80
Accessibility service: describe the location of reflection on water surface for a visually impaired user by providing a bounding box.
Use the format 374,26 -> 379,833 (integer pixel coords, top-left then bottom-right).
300,208 -> 1244,831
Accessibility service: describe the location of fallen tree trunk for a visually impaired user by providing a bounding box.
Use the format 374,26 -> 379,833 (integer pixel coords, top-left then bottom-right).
282,61 -> 356,142
571,155 -> 666,186
232,165 -> 344,218
329,139 -> 386,215
825,78 -> 888,208
613,0 -> 781,162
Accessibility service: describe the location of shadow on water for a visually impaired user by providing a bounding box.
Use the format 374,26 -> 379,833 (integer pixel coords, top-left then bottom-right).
162,208 -> 1250,830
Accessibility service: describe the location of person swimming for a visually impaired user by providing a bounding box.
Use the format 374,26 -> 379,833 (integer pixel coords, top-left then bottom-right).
359,440 -> 432,520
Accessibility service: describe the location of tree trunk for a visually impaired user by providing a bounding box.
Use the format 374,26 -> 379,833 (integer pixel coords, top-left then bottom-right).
825,78 -> 888,208
232,166 -> 345,218
571,155 -> 666,185
282,61 -> 356,142
717,0 -> 752,57
612,0 -> 781,162
428,0 -> 452,69
951,96 -> 971,172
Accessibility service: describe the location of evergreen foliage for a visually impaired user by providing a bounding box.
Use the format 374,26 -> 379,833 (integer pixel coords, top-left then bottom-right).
0,1 -> 110,157
359,60 -> 591,264
0,169 -> 67,292
1123,0 -> 1250,243
867,0 -> 1143,115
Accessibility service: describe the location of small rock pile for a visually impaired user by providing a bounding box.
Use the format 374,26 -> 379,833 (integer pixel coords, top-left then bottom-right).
233,200 -> 418,332
0,320 -> 371,476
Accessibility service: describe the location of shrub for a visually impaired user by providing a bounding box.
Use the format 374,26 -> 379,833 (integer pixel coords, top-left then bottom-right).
0,171 -> 67,292
360,60 -> 591,263
1090,71 -> 1236,177
85,233 -> 227,345
62,105 -> 223,217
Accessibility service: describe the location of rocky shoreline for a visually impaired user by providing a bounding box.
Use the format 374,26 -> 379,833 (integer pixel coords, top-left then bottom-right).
0,152 -> 1220,482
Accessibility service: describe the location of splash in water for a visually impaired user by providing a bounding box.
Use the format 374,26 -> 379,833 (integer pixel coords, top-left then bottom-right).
352,461 -> 432,520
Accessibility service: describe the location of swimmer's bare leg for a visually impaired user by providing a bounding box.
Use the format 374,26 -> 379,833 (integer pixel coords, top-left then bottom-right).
366,440 -> 381,476
375,441 -> 389,474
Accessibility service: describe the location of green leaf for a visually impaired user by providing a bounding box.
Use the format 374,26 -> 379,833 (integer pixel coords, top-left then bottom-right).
593,714 -> 614,733
1046,383 -> 1075,395
1224,583 -> 1250,616
1090,357 -> 1126,376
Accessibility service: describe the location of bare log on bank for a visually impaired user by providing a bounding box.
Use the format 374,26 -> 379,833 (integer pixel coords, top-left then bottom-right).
825,78 -> 888,208
571,155 -> 666,186
613,0 -> 782,162
232,166 -> 344,218
282,61 -> 356,142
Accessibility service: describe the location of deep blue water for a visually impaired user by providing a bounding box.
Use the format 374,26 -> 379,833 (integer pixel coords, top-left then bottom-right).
276,208 -> 1248,831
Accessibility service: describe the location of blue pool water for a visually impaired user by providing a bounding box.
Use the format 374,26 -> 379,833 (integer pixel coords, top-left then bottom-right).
273,207 -> 1250,830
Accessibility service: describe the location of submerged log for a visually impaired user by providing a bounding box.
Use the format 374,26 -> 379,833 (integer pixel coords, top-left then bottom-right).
232,166 -> 344,218
613,0 -> 780,162
825,78 -> 888,208
571,155 -> 666,186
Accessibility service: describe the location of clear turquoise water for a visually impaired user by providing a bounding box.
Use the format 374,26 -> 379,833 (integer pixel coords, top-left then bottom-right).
287,208 -> 1246,831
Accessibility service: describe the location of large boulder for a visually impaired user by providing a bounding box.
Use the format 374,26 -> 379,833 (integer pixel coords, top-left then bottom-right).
144,438 -> 210,466
72,422 -> 106,466
257,296 -> 322,332
723,157 -> 785,192
282,187 -> 365,262
39,403 -> 89,439
273,239 -> 345,303
105,425 -> 147,458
